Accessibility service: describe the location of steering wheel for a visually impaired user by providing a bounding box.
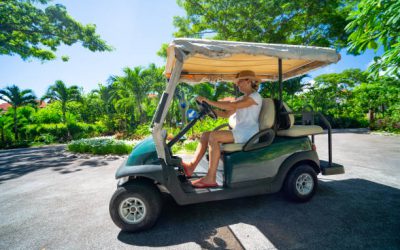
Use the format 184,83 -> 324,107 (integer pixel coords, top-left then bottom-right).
196,100 -> 217,120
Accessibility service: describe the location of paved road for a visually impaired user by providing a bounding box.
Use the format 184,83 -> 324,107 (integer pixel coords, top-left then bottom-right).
0,132 -> 399,249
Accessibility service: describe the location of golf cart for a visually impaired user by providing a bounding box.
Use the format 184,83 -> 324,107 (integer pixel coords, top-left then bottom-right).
109,39 -> 345,232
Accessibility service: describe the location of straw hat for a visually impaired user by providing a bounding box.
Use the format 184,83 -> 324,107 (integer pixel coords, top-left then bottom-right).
235,70 -> 260,83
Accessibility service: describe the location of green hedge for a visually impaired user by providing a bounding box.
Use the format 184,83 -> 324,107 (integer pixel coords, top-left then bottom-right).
26,122 -> 107,143
67,138 -> 136,155
172,140 -> 199,154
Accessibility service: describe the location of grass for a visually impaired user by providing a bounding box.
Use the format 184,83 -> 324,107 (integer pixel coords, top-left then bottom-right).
67,137 -> 136,155
172,140 -> 199,154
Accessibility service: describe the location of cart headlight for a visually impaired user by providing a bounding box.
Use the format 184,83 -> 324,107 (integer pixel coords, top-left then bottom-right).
118,176 -> 130,186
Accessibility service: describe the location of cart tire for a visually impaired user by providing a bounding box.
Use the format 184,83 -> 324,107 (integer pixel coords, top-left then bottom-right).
109,181 -> 162,232
283,164 -> 318,202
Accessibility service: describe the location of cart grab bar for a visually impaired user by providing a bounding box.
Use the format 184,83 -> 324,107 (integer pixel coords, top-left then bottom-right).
281,111 -> 333,167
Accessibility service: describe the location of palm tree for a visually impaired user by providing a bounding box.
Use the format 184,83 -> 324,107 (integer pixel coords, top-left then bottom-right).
125,66 -> 150,123
93,83 -> 117,131
143,63 -> 166,99
42,80 -> 82,124
112,67 -> 150,124
108,76 -> 136,131
0,114 -> 6,145
0,85 -> 37,141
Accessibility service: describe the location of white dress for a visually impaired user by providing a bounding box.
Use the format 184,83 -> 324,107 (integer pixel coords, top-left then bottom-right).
228,92 -> 262,143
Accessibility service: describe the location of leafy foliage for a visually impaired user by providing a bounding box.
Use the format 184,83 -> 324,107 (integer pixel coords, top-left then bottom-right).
0,0 -> 112,61
346,0 -> 400,77
1,66 -> 399,150
67,138 -> 136,155
173,0 -> 356,48
2,0 -> 400,149
0,85 -> 37,107
290,69 -> 399,129
42,80 -> 82,123
172,140 -> 199,154
0,85 -> 37,140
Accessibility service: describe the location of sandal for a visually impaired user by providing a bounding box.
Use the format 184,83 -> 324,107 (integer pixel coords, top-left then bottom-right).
191,179 -> 219,188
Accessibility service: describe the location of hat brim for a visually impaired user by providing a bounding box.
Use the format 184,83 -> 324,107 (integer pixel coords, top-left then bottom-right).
234,76 -> 261,83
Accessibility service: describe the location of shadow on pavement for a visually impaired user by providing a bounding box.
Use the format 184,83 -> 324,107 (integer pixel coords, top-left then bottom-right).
117,178 -> 400,249
0,146 -> 112,183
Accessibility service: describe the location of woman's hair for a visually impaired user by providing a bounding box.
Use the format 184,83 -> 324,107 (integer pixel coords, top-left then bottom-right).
250,80 -> 259,90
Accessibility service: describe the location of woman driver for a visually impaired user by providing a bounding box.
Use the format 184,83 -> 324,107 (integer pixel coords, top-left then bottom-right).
182,70 -> 263,188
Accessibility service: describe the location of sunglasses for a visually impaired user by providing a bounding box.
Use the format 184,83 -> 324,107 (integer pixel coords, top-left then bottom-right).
237,78 -> 250,83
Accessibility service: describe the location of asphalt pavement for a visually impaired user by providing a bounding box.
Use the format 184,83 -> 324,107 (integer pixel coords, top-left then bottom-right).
0,131 -> 399,249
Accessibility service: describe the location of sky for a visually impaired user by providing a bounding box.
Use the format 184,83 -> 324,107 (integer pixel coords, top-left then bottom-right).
0,0 -> 382,99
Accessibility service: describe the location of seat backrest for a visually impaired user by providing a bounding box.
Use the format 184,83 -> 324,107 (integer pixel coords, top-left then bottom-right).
259,98 -> 276,130
282,102 -> 295,128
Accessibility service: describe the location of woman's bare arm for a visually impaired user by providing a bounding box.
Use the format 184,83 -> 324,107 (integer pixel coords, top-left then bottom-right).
200,96 -> 257,111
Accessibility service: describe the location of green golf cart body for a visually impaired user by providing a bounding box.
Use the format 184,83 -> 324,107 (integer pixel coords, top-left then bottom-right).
109,39 -> 344,232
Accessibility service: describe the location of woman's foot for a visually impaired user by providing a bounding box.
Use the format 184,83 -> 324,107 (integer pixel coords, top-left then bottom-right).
191,177 -> 218,188
181,161 -> 195,178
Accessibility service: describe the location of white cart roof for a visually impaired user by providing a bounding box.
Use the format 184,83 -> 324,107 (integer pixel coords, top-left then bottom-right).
165,38 -> 340,83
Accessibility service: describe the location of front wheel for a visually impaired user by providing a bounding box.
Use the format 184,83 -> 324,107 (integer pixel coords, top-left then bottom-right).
109,181 -> 162,232
283,164 -> 318,202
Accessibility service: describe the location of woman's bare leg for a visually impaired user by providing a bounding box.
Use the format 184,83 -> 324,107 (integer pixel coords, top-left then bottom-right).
194,130 -> 234,184
182,132 -> 210,174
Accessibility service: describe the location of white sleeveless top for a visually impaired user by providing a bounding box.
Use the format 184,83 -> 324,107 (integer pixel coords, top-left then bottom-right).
228,92 -> 262,143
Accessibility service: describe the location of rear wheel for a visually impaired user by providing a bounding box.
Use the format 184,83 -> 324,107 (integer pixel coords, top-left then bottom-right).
109,181 -> 162,232
284,164 -> 318,202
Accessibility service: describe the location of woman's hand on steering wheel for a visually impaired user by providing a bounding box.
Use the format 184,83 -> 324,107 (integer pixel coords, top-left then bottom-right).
195,96 -> 217,120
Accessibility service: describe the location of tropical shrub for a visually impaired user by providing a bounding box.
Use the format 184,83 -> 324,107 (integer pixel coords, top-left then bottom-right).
133,123 -> 152,139
187,117 -> 228,139
35,133 -> 56,144
182,140 -> 198,152
33,102 -> 62,123
172,140 -> 199,154
26,122 -> 106,142
67,138 -> 136,155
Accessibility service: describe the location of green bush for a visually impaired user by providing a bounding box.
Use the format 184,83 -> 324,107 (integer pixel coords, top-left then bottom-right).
171,140 -> 198,154
133,123 -> 152,138
33,104 -> 62,123
26,122 -> 106,142
371,117 -> 400,133
37,123 -> 69,140
67,138 -> 136,155
183,140 -> 198,152
167,117 -> 228,140
68,122 -> 98,139
35,133 -> 56,144
324,115 -> 369,129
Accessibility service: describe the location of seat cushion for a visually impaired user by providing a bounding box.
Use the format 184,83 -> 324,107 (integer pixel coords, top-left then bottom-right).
277,125 -> 323,137
221,143 -> 244,152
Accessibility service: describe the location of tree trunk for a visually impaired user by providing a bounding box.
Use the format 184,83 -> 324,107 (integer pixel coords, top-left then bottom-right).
1,126 -> 4,144
137,98 -> 144,123
62,103 -> 71,140
13,107 -> 18,141
368,109 -> 375,124
62,104 -> 67,124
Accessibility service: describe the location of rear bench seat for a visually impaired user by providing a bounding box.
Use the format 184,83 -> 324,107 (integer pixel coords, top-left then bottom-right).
276,103 -> 323,137
221,99 -> 323,153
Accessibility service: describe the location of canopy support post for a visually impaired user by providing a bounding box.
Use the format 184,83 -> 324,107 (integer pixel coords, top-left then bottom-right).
278,58 -> 283,105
